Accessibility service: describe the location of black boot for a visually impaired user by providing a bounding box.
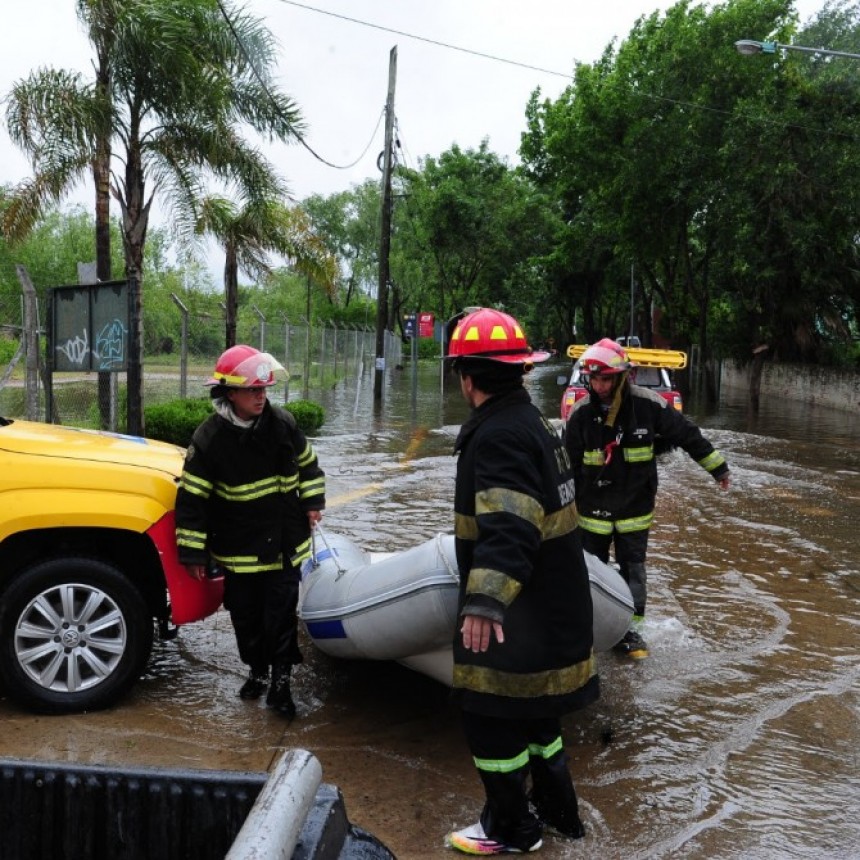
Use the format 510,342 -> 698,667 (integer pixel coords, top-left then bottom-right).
266,663 -> 296,720
238,667 -> 269,700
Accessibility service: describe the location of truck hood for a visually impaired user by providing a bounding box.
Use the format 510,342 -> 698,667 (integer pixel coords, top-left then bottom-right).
0,418 -> 185,478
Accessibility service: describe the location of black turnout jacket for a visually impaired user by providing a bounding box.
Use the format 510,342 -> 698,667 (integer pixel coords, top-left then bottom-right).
453,387 -> 599,719
565,383 -> 728,527
175,401 -> 325,574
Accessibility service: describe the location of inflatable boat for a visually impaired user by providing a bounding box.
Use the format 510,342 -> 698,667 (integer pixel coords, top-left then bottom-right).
299,530 -> 634,686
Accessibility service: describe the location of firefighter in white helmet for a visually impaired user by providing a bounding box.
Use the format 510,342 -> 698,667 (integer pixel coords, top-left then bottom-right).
565,338 -> 730,660
444,308 -> 597,855
175,345 -> 325,719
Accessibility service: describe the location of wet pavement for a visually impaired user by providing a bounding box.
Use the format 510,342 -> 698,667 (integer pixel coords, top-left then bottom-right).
1,362 -> 858,859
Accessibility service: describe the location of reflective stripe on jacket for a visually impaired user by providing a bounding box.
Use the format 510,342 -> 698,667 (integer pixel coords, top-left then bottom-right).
453,387 -> 598,720
175,402 -> 325,573
565,383 -> 728,523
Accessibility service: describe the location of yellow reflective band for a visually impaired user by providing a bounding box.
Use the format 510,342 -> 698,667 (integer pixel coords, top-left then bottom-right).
211,552 -> 284,573
583,450 -> 605,466
542,504 -> 577,540
454,653 -> 597,698
214,372 -> 248,385
299,477 -> 325,498
528,736 -> 563,760
467,567 -> 522,606
464,326 -> 480,341
473,749 -> 530,774
175,527 -> 207,550
297,443 -> 316,466
455,513 -> 478,540
214,476 -> 281,502
290,537 -> 313,567
180,473 -> 212,498
615,513 -> 654,533
623,445 -> 654,463
699,451 -> 726,472
489,325 -> 507,341
476,487 -> 544,530
577,515 -> 614,535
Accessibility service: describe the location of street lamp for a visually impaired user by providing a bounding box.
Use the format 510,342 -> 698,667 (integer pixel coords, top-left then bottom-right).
735,39 -> 860,61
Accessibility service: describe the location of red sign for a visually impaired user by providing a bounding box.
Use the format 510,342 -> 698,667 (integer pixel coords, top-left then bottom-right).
418,312 -> 435,338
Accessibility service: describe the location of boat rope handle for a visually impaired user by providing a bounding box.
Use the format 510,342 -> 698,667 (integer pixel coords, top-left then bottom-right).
435,533 -> 461,582
312,524 -> 349,579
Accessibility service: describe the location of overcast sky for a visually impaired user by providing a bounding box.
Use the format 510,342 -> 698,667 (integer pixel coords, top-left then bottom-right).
0,0 -> 826,260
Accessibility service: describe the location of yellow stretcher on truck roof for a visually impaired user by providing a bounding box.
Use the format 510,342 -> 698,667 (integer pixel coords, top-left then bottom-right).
566,344 -> 687,369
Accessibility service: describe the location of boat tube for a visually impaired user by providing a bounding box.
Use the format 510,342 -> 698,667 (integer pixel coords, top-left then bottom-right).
299,530 -> 634,686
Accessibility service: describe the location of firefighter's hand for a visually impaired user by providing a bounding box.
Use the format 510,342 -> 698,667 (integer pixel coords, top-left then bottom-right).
461,614 -> 504,653
718,474 -> 731,490
307,510 -> 323,528
187,564 -> 207,581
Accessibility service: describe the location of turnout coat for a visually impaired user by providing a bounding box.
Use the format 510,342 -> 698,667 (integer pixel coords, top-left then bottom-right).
565,383 -> 728,532
175,401 -> 325,574
453,387 -> 599,719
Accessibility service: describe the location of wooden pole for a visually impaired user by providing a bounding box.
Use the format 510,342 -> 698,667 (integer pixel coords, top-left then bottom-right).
374,46 -> 397,404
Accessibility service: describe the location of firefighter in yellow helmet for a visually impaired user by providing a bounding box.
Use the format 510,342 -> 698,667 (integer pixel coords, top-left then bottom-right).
444,309 -> 598,855
175,345 -> 325,719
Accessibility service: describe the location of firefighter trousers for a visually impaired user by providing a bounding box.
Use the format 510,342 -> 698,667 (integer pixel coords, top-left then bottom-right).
461,710 -> 582,849
581,526 -> 649,616
223,567 -> 303,674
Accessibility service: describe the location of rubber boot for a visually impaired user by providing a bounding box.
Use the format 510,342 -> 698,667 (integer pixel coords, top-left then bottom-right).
529,753 -> 585,839
238,666 -> 269,700
266,663 -> 296,720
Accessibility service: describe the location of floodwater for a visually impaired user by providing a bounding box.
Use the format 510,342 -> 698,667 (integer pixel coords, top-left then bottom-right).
1,361 -> 858,859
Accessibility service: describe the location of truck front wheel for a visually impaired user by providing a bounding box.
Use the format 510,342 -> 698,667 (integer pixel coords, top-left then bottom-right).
0,558 -> 153,714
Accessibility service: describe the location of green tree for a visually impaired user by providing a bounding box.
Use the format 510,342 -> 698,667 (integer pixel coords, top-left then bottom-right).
3,0 -> 304,433
391,142 -> 558,330
196,196 -> 338,348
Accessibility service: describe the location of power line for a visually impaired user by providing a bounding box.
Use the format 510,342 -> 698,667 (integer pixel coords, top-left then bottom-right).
275,0 -> 574,80
215,0 -> 387,171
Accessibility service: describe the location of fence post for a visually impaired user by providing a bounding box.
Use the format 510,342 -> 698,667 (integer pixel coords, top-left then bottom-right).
300,315 -> 310,399
282,313 -> 291,403
253,305 -> 266,351
331,321 -> 338,380
17,266 -> 41,421
171,293 -> 189,400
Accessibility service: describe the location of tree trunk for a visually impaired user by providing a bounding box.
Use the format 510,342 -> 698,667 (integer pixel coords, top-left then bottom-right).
225,242 -> 238,348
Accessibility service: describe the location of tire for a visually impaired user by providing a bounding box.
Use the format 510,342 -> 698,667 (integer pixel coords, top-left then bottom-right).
0,558 -> 153,714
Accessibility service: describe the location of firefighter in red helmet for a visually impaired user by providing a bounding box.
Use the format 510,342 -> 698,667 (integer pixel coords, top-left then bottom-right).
175,345 -> 325,719
445,308 -> 597,855
565,338 -> 730,660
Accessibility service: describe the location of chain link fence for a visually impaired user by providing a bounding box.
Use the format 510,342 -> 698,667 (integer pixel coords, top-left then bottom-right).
0,291 -> 402,429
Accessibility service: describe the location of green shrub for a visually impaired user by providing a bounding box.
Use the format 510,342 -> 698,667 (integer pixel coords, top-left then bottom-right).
143,396 -> 325,446
285,399 -> 325,434
144,398 -> 212,447
0,337 -> 20,366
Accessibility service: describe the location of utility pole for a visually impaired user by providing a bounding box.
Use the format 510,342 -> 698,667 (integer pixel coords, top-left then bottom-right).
374,46 -> 397,404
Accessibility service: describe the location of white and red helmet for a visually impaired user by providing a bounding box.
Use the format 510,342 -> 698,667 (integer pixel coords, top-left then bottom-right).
579,338 -> 632,377
448,308 -> 549,365
206,345 -> 283,388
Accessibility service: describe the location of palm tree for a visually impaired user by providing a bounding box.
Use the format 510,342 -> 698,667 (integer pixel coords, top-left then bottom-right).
197,196 -> 338,347
3,0 -> 304,434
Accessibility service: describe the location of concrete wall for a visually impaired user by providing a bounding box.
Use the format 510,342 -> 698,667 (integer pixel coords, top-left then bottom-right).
720,360 -> 860,414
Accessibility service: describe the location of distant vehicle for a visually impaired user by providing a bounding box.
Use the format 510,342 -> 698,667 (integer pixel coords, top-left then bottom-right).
558,344 -> 686,422
615,335 -> 642,348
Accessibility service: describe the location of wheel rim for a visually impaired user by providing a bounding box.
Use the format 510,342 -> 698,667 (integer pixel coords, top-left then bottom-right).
14,581 -> 128,694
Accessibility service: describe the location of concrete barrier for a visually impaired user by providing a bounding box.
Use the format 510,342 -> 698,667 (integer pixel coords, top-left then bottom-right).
721,360 -> 860,414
